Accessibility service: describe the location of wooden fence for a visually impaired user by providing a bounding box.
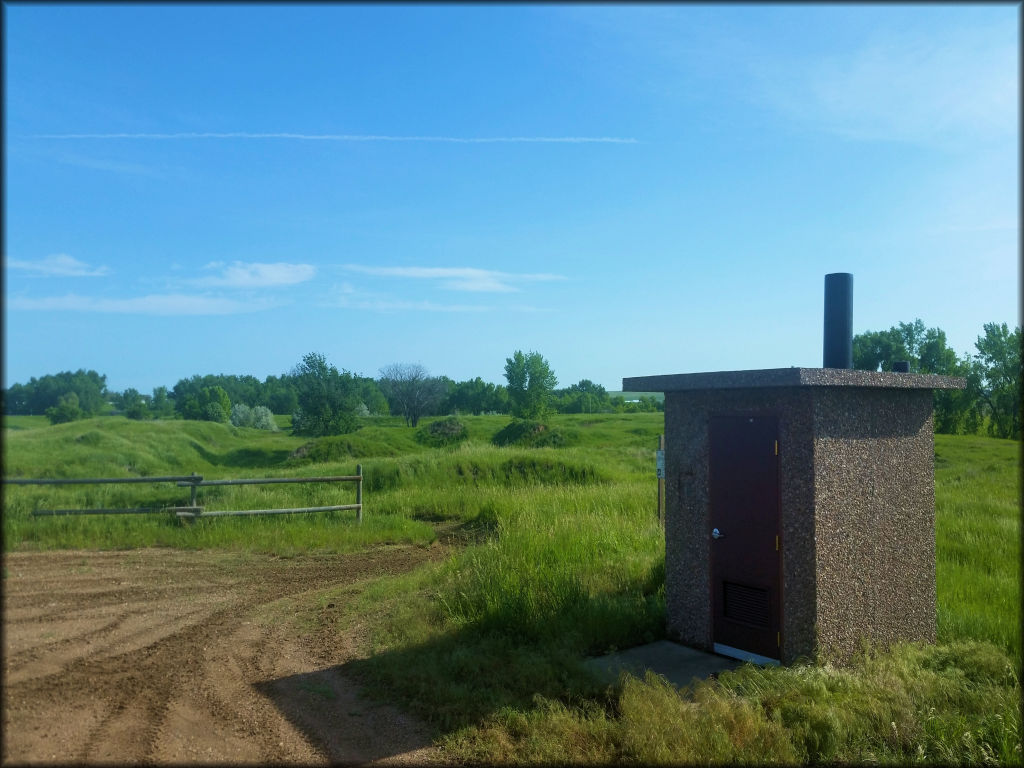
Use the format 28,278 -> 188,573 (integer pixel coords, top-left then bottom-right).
3,466 -> 363,522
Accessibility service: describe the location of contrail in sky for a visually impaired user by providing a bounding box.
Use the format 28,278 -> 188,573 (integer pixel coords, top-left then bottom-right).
27,132 -> 638,144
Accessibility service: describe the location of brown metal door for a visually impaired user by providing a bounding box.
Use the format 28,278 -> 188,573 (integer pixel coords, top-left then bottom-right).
709,413 -> 781,661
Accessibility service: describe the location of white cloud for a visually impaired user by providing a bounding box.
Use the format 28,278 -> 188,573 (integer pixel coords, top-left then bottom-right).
7,293 -> 273,315
752,22 -> 1017,146
7,254 -> 109,277
342,265 -> 566,293
336,297 -> 492,313
29,132 -> 638,144
197,261 -> 316,288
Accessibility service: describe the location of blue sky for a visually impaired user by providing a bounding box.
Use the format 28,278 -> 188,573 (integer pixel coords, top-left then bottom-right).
3,4 -> 1019,395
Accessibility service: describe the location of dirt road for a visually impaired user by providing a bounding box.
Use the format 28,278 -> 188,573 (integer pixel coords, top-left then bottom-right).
3,545 -> 448,765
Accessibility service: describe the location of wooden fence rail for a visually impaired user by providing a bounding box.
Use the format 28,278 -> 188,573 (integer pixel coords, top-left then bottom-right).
4,475 -> 199,485
2,466 -> 363,522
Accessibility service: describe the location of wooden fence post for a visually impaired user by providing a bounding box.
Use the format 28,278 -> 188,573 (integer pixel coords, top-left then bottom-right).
356,464 -> 363,523
189,472 -> 198,508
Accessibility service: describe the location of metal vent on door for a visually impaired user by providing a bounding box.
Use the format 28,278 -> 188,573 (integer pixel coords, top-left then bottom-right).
723,582 -> 771,627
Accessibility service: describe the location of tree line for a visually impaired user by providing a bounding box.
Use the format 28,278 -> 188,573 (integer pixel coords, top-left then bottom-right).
852,319 -> 1020,440
4,319 -> 1017,439
1,351 -> 662,432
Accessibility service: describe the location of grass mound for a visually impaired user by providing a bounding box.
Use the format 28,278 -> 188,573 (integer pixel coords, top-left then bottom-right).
1,416 -> 304,478
492,419 -> 578,448
1,415 -> 430,552
361,446 -> 608,493
415,416 -> 470,448
286,422 -> 429,464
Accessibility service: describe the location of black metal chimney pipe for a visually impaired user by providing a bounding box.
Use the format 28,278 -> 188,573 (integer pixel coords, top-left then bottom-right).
823,273 -> 853,369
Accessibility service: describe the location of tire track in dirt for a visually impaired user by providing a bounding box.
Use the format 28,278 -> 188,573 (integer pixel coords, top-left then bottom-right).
3,545 -> 449,765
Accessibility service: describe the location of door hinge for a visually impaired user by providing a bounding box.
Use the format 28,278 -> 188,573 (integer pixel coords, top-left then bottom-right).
775,535 -> 780,551
777,631 -> 781,647
774,440 -> 778,456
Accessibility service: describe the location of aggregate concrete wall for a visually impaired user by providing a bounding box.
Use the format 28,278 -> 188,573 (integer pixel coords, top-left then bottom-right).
663,387 -> 816,663
811,387 -> 937,661
638,369 -> 960,665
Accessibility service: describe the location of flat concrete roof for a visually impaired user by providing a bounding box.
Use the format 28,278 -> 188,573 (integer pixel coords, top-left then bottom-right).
623,367 -> 965,393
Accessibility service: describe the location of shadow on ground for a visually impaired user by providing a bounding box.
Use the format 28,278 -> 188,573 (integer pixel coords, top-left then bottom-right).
252,666 -> 437,764
257,632 -> 742,759
190,441 -> 293,468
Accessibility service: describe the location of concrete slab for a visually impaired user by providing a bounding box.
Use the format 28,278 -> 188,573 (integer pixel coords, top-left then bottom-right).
584,640 -> 742,690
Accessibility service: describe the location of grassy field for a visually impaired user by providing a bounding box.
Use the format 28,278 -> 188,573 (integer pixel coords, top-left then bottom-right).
2,413 -> 1019,764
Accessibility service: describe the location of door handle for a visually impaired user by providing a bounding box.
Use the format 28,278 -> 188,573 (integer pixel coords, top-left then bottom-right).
712,528 -> 725,540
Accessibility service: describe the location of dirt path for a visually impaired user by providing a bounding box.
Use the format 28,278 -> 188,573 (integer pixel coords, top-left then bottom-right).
2,545 -> 449,765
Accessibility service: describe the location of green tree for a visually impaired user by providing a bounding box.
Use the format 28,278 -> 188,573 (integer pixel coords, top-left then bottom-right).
172,376 -> 205,419
970,322 -> 1021,440
203,402 -> 227,422
45,392 -> 84,424
504,350 -> 558,420
172,375 -> 255,418
267,385 -> 298,415
894,319 -> 927,362
4,370 -> 107,416
2,382 -> 31,414
355,376 -> 390,416
852,329 -> 909,372
490,384 -> 510,414
121,388 -> 151,420
556,379 -> 611,414
199,386 -> 232,422
290,352 -> 361,436
854,319 -> 977,434
444,377 -> 508,415
915,327 -> 977,434
150,386 -> 176,419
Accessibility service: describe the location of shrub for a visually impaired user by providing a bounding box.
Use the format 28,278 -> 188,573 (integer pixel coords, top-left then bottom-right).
416,416 -> 470,448
491,419 -> 577,448
251,405 -> 278,431
45,392 -> 84,424
230,403 -> 254,428
202,386 -> 232,421
203,402 -> 228,423
230,403 -> 279,431
120,388 -> 151,420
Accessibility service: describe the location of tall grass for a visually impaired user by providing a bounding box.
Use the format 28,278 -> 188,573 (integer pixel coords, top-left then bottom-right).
1,415 -> 436,553
343,428 -> 1020,764
442,642 -> 1019,765
2,413 -> 663,555
934,434 -> 1021,658
435,483 -> 664,646
4,412 -> 1019,764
